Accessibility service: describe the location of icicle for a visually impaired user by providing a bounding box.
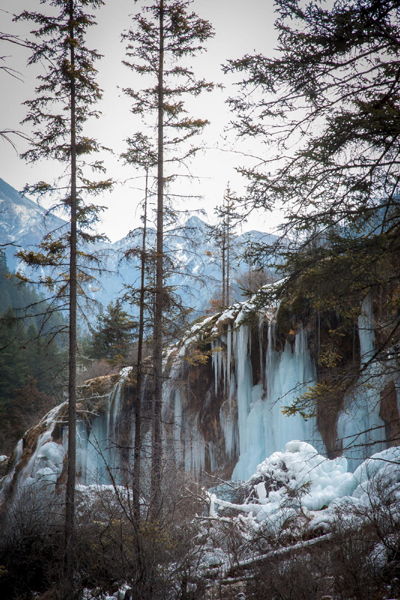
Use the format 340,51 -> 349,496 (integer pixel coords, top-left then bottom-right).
220,403 -> 235,456
258,314 -> 264,384
227,323 -> 232,402
222,342 -> 226,395
184,414 -> 205,474
337,294 -> 386,469
217,342 -> 222,392
212,340 -> 218,396
75,367 -> 133,486
358,293 -> 375,363
233,321 -> 324,481
233,325 -> 252,457
174,389 -> 182,468
265,321 -> 276,397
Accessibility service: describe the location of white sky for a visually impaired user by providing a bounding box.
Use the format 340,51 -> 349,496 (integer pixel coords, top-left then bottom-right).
1,0 -> 281,242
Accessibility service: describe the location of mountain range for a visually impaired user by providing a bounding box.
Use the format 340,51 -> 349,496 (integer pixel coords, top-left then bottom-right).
0,178 -> 276,318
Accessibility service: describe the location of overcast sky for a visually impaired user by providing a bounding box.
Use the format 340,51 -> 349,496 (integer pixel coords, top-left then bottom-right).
1,0 -> 280,242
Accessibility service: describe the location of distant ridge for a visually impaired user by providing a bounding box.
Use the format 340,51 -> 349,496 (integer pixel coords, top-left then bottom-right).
0,178 -> 67,270
0,178 -> 276,317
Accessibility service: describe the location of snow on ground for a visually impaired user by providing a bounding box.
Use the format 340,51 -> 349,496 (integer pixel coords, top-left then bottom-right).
83,584 -> 132,600
211,441 -> 400,533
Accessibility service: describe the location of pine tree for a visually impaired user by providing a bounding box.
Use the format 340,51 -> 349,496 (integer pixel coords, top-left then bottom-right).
207,186 -> 241,307
16,1 -> 111,595
88,301 -> 136,364
122,0 -> 214,513
225,0 -> 400,415
118,168 -> 152,521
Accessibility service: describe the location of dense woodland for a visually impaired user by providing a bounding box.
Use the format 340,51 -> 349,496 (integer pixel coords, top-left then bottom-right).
0,0 -> 400,599
0,252 -> 66,454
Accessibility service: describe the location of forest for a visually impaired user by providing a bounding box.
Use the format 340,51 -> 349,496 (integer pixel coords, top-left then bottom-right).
0,0 -> 399,599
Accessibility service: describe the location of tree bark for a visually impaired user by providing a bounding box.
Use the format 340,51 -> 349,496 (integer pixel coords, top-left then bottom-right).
151,0 -> 164,518
65,1 -> 77,596
133,169 -> 148,522
226,212 -> 230,307
222,227 -> 226,307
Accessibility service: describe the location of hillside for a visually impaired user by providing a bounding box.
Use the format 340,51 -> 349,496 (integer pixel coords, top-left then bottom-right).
0,179 -> 66,269
0,178 -> 276,316
0,288 -> 399,599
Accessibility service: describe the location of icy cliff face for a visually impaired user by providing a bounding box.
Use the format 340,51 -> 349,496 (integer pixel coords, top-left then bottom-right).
161,305 -> 325,482
337,295 -> 392,469
230,321 -> 324,480
0,371 -> 129,501
1,289 -> 399,501
160,289 -> 398,480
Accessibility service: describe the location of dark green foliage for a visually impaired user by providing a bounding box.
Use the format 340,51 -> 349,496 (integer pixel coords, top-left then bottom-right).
123,0 -> 215,514
225,0 -> 400,416
0,255 -> 66,453
87,301 -> 136,364
15,0 -> 112,307
14,3 -> 111,591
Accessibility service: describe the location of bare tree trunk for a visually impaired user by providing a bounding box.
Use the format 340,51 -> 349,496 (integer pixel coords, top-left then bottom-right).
227,215 -> 230,307
222,228 -> 226,307
133,169 -> 148,522
151,0 -> 164,518
65,1 -> 77,596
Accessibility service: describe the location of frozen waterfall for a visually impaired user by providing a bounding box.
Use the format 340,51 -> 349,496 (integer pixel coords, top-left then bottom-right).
337,295 -> 388,470
211,320 -> 325,481
1,293 -> 398,502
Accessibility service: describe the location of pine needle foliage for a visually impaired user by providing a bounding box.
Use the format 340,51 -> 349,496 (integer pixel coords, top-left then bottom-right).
225,0 -> 400,418
15,1 -> 111,596
122,0 -> 215,515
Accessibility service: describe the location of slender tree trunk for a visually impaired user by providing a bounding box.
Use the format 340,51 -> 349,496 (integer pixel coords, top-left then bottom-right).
222,230 -> 226,307
151,0 -> 164,518
65,2 -> 77,596
133,169 -> 148,522
227,217 -> 230,307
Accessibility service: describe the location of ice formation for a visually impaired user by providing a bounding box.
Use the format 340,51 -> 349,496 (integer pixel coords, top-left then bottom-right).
337,295 -> 389,469
0,369 -> 133,500
231,321 -> 324,480
74,367 -> 133,485
1,286 -> 398,500
203,290 -> 395,479
211,441 -> 400,533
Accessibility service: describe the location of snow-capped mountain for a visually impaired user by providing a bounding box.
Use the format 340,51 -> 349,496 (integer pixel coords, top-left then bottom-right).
0,178 -> 277,316
0,178 -> 67,270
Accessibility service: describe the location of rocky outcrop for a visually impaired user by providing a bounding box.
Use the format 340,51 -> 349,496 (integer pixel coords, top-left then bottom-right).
380,380 -> 400,447
1,289 -> 399,499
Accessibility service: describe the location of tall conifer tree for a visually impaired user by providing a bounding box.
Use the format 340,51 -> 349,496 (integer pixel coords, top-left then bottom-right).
16,1 -> 111,595
121,138 -> 156,521
122,0 -> 214,513
207,186 -> 241,307
225,0 -> 400,421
